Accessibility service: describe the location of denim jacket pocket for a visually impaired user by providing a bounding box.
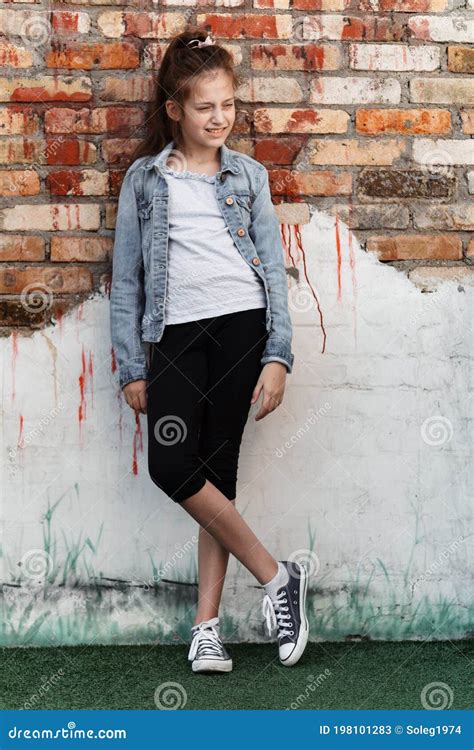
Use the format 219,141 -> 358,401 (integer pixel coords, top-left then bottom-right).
234,194 -> 252,226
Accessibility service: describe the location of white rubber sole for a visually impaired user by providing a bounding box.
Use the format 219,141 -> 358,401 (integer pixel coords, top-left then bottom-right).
279,564 -> 309,667
192,658 -> 233,673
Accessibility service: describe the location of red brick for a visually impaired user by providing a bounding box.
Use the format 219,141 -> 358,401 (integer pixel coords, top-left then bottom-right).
461,110 -> 474,135
47,169 -> 109,196
0,267 -> 93,294
45,139 -> 97,166
0,76 -> 92,102
356,108 -> 451,135
0,235 -> 44,261
46,42 -> 139,70
367,234 -> 462,260
101,138 -> 144,164
44,106 -> 144,134
0,106 -> 39,135
269,169 -> 352,197
51,236 -> 113,262
255,138 -> 305,164
251,44 -> 341,71
196,14 -> 292,39
448,46 -> 474,74
0,169 -> 40,196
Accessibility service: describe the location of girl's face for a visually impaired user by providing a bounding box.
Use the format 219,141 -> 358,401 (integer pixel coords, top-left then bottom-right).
168,69 -> 236,153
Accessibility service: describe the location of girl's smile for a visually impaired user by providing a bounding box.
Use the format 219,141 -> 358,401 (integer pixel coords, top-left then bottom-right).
205,127 -> 227,137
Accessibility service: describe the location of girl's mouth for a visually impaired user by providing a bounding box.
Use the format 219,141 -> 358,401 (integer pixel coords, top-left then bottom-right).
205,127 -> 226,136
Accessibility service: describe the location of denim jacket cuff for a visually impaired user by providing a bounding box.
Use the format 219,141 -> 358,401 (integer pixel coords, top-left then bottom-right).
261,339 -> 294,374
119,361 -> 150,390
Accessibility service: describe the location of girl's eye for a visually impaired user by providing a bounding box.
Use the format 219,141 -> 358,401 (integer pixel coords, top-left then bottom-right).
197,103 -> 234,111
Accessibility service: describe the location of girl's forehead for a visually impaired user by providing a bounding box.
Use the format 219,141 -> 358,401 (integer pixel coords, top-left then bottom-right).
190,71 -> 234,99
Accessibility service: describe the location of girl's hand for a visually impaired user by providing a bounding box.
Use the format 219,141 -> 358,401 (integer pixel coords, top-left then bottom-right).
123,379 -> 148,415
250,362 -> 287,421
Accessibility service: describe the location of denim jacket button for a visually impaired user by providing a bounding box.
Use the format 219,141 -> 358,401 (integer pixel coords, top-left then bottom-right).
252,257 -> 260,265
237,228 -> 246,237
225,196 -> 234,205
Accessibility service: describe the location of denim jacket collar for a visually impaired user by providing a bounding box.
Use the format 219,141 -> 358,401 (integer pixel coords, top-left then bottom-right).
144,139 -> 241,176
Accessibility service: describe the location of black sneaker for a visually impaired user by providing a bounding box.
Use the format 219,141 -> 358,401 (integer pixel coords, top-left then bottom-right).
262,560 -> 309,666
188,617 -> 233,673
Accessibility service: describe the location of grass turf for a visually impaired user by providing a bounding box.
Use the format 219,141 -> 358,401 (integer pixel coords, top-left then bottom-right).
1,640 -> 472,711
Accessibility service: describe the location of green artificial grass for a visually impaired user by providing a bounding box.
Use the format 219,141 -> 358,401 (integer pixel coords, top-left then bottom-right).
1,640 -> 472,711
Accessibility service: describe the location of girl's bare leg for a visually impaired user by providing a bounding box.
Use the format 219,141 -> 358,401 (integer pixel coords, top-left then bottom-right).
193,499 -> 235,625
182,480 -> 279,589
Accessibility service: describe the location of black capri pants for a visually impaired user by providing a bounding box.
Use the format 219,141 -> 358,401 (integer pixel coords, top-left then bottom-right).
146,306 -> 268,503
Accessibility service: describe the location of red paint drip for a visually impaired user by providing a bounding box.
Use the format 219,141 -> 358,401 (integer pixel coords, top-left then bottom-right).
348,225 -> 358,346
104,276 -> 112,298
54,307 -> 64,333
17,413 -> 24,449
88,351 -> 94,408
280,222 -> 296,267
11,330 -> 18,403
335,211 -> 342,302
78,346 -> 87,429
111,347 -> 117,373
294,224 -> 327,354
132,411 -> 143,475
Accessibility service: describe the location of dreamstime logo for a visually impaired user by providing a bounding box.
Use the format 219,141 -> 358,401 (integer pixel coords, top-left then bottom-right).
154,415 -> 187,445
21,669 -> 65,710
142,268 -> 202,326
288,284 -> 315,314
20,14 -> 52,48
418,147 -> 454,178
274,403 -> 331,458
141,534 -> 198,589
288,549 -> 320,578
164,148 -> 188,174
8,402 -> 65,464
285,670 -> 332,709
421,682 -> 453,710
20,549 -> 54,584
273,155 -> 311,194
411,535 -> 464,593
20,282 -> 54,314
420,416 -> 453,447
5,138 -> 65,195
154,681 -> 187,710
292,17 -> 307,43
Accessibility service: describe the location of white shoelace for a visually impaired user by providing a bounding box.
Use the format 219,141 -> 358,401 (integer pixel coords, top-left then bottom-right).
262,590 -> 293,638
188,623 -> 225,661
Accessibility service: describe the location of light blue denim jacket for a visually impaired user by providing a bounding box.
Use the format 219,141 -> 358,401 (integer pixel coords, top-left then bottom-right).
110,139 -> 295,390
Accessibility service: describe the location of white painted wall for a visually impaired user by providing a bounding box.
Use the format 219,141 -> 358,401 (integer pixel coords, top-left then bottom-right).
2,210 -> 472,646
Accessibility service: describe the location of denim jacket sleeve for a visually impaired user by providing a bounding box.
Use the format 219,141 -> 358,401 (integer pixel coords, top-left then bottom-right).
109,167 -> 149,390
249,167 -> 295,374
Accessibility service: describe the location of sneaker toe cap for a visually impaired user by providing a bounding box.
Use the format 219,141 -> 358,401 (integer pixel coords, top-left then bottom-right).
279,642 -> 295,661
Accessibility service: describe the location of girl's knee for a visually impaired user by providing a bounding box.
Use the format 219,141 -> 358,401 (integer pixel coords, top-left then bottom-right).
148,461 -> 206,503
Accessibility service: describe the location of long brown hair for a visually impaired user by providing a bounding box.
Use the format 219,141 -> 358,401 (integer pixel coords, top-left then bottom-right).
128,29 -> 242,168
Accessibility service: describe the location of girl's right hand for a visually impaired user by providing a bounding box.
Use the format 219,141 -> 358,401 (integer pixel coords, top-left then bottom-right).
123,380 -> 148,415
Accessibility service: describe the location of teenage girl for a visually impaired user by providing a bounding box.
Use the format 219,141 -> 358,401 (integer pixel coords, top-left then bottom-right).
110,29 -> 309,673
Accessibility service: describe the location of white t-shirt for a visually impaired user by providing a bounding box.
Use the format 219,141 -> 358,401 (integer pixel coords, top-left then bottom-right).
160,163 -> 266,325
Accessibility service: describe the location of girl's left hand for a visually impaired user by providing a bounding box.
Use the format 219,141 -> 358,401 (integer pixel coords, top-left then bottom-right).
250,362 -> 287,421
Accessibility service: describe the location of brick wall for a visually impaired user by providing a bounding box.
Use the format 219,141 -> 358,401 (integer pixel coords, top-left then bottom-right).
0,1 -> 472,332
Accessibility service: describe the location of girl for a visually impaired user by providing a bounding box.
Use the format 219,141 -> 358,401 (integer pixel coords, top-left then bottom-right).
110,29 -> 309,673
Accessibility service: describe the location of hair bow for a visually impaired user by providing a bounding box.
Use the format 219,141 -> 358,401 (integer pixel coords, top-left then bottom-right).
187,33 -> 215,48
